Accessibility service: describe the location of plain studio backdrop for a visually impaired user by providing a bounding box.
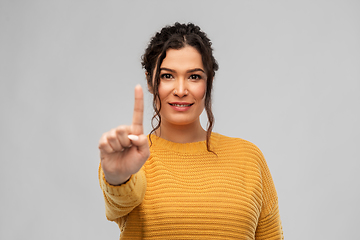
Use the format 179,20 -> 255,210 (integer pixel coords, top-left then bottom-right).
1,0 -> 359,239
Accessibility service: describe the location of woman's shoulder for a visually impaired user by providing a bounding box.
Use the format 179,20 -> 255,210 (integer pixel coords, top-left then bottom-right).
212,132 -> 264,158
213,132 -> 260,148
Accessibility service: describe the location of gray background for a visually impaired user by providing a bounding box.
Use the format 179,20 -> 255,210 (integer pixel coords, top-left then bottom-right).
1,0 -> 359,239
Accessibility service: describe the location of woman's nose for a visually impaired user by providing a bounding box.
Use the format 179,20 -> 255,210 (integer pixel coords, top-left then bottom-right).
173,79 -> 188,97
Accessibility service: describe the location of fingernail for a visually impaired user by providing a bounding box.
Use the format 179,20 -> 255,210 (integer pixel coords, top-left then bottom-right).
128,135 -> 139,141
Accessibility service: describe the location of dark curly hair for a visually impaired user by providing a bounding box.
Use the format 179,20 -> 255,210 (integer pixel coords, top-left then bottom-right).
141,22 -> 219,152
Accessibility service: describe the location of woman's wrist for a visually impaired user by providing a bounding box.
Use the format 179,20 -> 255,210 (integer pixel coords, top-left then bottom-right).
112,176 -> 131,186
105,174 -> 132,186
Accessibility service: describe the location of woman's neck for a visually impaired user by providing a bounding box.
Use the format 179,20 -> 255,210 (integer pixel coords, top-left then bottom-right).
155,121 -> 207,143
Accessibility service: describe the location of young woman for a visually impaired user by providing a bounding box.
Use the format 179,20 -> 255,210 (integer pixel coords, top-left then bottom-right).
98,22 -> 283,239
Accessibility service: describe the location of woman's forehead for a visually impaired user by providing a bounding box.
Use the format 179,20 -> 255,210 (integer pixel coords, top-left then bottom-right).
160,46 -> 204,71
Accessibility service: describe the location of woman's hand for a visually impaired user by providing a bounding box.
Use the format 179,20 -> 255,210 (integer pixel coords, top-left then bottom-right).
98,85 -> 150,185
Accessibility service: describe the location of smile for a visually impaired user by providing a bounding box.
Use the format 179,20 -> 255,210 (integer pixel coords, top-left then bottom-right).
169,103 -> 194,107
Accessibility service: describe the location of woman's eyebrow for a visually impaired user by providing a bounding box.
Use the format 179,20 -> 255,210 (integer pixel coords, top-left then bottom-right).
187,68 -> 205,73
159,67 -> 175,72
159,67 -> 205,73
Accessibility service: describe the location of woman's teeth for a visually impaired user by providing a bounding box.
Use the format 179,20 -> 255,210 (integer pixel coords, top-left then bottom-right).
170,103 -> 192,107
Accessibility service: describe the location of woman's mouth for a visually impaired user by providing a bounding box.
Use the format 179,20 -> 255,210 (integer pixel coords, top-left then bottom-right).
169,103 -> 194,107
168,102 -> 194,111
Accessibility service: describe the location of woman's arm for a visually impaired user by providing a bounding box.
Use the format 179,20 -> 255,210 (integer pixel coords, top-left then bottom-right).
255,200 -> 283,239
98,85 -> 149,221
98,165 -> 147,221
254,149 -> 284,239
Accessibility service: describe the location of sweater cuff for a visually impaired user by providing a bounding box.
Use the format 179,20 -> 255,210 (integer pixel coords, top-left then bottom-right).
101,170 -> 146,197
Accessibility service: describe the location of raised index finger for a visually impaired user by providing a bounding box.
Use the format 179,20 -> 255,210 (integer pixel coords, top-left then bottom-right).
131,84 -> 144,135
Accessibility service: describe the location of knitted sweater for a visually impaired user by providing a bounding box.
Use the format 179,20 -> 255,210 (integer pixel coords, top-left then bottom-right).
99,133 -> 283,239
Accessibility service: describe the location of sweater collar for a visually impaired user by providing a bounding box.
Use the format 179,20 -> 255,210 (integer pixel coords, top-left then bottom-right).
148,132 -> 220,155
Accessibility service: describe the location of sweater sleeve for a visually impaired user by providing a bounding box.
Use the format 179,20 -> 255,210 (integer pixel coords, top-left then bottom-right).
254,151 -> 284,240
98,163 -> 147,222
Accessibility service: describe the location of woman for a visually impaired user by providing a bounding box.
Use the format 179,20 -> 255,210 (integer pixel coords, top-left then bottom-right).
98,22 -> 283,239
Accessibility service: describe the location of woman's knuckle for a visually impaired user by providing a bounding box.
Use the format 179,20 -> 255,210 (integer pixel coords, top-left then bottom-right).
116,125 -> 127,134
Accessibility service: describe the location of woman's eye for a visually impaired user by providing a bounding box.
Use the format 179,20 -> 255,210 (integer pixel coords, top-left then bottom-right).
189,74 -> 201,80
160,74 -> 173,79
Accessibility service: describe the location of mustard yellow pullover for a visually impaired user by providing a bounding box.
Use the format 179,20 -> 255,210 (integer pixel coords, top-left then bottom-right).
99,133 -> 283,239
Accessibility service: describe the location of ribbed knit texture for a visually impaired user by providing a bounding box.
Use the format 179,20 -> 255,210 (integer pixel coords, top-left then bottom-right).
99,133 -> 283,239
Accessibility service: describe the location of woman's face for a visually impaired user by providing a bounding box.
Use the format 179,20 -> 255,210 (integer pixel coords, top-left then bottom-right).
155,45 -> 207,127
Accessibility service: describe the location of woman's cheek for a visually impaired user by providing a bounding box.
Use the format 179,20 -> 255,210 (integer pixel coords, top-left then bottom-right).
158,81 -> 174,96
197,81 -> 207,100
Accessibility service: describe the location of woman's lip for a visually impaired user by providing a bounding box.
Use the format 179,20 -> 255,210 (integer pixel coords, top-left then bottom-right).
168,102 -> 193,111
168,102 -> 193,106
